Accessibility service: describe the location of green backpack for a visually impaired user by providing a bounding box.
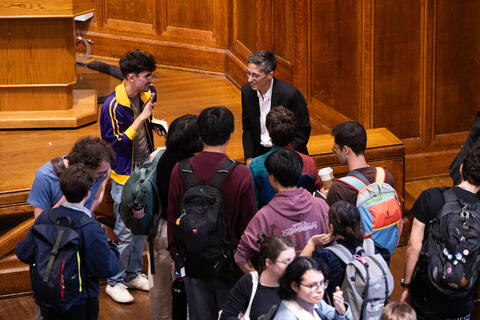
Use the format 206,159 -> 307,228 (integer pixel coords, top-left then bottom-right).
119,149 -> 166,272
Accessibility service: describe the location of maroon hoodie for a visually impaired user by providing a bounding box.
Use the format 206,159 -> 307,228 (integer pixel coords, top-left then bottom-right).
234,188 -> 329,263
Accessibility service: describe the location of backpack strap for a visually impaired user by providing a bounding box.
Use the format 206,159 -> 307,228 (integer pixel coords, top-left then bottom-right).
151,148 -> 166,167
50,157 -> 66,178
209,159 -> 238,189
325,244 -> 354,264
374,167 -> 386,183
338,175 -> 369,193
179,159 -> 199,188
369,255 -> 390,305
362,238 -> 376,256
244,271 -> 259,318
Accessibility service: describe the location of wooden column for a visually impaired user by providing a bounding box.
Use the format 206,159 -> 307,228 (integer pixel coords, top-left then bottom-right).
0,0 -> 97,129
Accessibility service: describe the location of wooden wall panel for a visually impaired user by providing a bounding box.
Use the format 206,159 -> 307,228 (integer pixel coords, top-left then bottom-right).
234,0 -> 257,53
273,0 -> 293,62
310,0 -> 362,120
435,0 -> 480,135
105,0 -> 153,25
166,0 -> 214,31
373,0 -> 421,139
0,19 -> 75,85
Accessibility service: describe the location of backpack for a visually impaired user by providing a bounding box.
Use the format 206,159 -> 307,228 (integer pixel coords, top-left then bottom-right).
30,208 -> 93,311
418,187 -> 480,296
119,148 -> 166,273
326,238 -> 393,320
174,158 -> 238,278
338,167 -> 402,255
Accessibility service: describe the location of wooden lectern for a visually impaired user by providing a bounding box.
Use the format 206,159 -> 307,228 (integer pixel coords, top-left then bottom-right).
0,0 -> 97,129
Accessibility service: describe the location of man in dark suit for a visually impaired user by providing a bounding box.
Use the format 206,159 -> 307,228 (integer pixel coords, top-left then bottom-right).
242,50 -> 311,166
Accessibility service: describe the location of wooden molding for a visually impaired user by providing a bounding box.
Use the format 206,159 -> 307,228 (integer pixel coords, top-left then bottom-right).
360,0 -> 374,128
0,218 -> 33,258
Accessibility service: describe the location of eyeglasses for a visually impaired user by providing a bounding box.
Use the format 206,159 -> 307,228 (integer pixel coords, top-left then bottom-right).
300,280 -> 328,292
275,258 -> 293,265
245,70 -> 266,79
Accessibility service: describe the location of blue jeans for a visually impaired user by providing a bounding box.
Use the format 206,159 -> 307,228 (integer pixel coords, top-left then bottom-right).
107,180 -> 146,286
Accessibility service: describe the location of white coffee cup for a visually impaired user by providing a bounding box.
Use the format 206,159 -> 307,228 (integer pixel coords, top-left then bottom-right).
318,167 -> 334,190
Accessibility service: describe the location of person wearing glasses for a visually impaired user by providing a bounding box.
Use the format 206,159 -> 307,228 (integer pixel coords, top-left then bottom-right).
300,200 -> 389,303
235,149 -> 329,274
220,235 -> 295,320
241,50 -> 311,167
273,256 -> 352,320
100,50 -> 164,304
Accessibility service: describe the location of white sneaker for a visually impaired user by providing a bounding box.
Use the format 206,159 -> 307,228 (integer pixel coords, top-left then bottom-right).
125,273 -> 150,291
106,283 -> 134,304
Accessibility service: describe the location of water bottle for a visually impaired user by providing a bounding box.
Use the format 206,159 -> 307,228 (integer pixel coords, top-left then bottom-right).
132,200 -> 145,219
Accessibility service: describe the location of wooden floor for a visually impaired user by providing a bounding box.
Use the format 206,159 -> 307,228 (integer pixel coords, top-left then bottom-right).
0,59 -> 329,193
0,286 -> 149,320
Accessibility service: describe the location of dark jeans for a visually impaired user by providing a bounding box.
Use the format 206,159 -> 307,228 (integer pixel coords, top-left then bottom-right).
184,277 -> 236,320
40,298 -> 99,320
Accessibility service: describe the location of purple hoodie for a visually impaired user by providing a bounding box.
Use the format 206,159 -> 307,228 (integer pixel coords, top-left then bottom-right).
235,188 -> 329,263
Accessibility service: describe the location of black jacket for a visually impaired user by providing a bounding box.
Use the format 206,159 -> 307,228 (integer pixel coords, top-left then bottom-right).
241,78 -> 311,159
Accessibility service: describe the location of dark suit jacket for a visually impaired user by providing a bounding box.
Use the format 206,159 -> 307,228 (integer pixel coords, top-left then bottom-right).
241,78 -> 311,159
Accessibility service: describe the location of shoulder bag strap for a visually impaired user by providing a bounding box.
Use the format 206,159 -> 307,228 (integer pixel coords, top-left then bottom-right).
244,271 -> 259,318
50,157 -> 66,178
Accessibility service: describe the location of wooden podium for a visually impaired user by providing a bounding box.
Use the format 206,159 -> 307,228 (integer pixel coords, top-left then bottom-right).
0,0 -> 97,129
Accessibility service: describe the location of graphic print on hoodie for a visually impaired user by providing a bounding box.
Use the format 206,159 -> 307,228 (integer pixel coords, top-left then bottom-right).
234,187 -> 330,263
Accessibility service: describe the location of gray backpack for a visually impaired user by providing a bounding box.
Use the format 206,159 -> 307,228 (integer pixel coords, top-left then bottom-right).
326,238 -> 393,320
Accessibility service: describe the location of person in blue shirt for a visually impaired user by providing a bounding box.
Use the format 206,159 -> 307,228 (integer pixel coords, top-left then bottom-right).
18,163 -> 119,320
28,136 -> 115,218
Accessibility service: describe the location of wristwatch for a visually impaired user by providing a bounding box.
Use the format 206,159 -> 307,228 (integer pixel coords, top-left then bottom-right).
400,278 -> 411,288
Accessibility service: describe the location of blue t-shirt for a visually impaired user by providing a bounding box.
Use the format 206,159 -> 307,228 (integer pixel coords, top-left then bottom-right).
27,157 -> 106,211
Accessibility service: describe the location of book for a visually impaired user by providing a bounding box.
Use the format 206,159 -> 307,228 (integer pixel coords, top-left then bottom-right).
151,119 -> 169,134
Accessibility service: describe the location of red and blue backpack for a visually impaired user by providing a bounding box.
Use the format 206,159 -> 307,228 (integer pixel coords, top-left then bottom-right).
338,167 -> 403,255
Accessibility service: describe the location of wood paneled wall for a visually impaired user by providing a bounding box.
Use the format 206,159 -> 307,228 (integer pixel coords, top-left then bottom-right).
81,0 -> 480,181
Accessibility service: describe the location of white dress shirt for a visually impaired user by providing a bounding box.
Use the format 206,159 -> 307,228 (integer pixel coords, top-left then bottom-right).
257,78 -> 274,148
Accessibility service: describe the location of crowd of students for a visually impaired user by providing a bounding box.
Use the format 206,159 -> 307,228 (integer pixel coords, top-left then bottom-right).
16,48 -> 480,320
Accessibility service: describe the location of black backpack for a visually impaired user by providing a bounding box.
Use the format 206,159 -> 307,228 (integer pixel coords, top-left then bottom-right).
174,158 -> 238,278
30,208 -> 93,311
419,187 -> 480,295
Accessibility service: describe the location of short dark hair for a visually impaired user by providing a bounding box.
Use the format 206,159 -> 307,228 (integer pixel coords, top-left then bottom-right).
278,257 -> 327,300
60,163 -> 95,203
331,121 -> 367,155
329,200 -> 363,243
257,234 -> 294,271
119,50 -> 156,79
197,106 -> 234,146
68,137 -> 115,170
461,147 -> 480,186
166,114 -> 203,155
266,106 -> 297,147
248,50 -> 277,74
265,149 -> 303,187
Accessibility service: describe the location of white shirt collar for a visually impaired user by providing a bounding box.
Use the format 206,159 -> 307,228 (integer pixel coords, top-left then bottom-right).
256,77 -> 274,102
62,201 -> 92,218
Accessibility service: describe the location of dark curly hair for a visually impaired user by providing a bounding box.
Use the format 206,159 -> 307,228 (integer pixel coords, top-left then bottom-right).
68,137 -> 115,170
119,50 -> 156,79
266,106 -> 297,147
